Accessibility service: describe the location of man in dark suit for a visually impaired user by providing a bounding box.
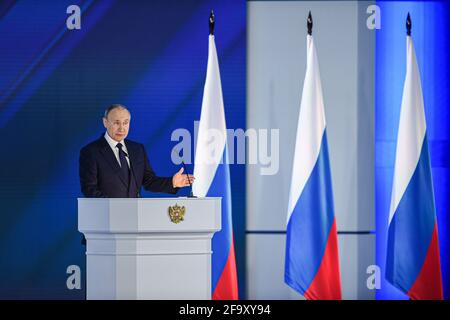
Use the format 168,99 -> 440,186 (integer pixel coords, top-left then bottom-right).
79,104 -> 194,198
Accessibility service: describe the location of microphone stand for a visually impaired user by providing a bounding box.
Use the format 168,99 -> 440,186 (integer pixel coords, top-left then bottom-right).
182,160 -> 196,198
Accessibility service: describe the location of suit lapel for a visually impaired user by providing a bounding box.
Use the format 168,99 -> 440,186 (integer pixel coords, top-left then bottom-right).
98,136 -> 128,188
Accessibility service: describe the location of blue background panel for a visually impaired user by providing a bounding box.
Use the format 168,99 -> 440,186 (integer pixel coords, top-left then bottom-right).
0,0 -> 246,299
375,0 -> 450,300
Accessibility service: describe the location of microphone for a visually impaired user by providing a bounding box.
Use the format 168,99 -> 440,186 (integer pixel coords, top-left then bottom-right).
172,149 -> 196,198
182,160 -> 196,198
123,151 -> 140,198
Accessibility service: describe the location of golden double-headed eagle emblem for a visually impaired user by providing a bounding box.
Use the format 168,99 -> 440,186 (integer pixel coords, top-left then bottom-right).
168,204 -> 185,224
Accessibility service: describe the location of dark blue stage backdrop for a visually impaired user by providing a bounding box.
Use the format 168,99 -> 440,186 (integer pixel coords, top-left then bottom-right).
0,0 -> 245,299
376,1 -> 450,300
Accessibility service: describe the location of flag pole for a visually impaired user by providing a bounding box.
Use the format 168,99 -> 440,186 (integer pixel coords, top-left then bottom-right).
406,12 -> 411,36
195,8 -> 239,299
209,10 -> 215,36
307,11 -> 313,35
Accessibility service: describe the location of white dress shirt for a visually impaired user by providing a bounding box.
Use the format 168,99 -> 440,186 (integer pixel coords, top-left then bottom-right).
104,132 -> 130,168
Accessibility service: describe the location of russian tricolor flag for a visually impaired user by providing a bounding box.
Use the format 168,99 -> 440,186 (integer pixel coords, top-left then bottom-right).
284,33 -> 342,300
193,34 -> 238,300
386,28 -> 443,300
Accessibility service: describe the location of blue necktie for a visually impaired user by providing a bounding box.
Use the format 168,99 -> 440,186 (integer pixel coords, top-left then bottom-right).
116,143 -> 129,183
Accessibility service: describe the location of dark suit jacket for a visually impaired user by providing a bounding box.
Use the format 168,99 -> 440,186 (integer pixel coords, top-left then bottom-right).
79,135 -> 178,198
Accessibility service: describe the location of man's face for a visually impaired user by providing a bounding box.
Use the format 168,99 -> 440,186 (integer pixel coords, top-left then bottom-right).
103,108 -> 130,142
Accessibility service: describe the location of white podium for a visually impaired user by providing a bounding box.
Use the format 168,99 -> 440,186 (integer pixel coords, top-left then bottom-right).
78,197 -> 221,300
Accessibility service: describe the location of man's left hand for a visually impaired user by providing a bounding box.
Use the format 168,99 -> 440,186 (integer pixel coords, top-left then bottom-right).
172,167 -> 195,188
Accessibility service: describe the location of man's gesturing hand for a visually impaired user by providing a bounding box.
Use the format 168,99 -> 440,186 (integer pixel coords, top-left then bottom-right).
172,167 -> 195,188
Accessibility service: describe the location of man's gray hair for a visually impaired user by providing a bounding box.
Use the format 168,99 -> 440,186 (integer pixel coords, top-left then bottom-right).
104,104 -> 130,118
